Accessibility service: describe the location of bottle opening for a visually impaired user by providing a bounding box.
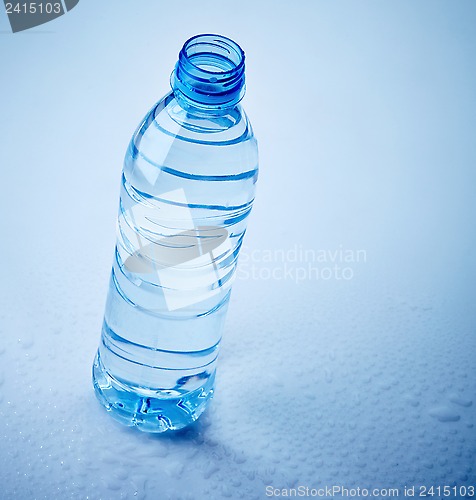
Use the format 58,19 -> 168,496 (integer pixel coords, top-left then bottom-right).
171,34 -> 246,109
184,35 -> 244,74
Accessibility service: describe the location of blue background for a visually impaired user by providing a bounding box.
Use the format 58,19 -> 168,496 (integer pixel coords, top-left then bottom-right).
0,1 -> 475,498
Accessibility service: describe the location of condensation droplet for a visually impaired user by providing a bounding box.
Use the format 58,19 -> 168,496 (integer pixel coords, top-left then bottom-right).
448,394 -> 473,408
428,406 -> 461,423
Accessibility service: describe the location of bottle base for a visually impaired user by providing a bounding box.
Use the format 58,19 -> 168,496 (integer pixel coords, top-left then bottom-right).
92,353 -> 215,433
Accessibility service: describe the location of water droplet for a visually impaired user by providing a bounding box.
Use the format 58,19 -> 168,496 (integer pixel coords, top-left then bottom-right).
107,481 -> 121,491
428,406 -> 460,423
18,334 -> 34,349
448,394 -> 473,408
204,463 -> 219,479
403,394 -> 420,407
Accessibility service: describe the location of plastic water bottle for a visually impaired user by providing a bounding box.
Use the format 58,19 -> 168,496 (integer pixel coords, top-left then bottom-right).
92,34 -> 258,432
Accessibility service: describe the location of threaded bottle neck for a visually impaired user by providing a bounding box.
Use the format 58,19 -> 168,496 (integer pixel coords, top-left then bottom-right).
171,34 -> 246,110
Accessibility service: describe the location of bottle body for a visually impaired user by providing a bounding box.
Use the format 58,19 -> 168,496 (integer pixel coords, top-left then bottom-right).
93,76 -> 258,431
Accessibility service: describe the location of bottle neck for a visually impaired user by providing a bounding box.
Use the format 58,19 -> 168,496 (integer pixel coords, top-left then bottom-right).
170,34 -> 246,114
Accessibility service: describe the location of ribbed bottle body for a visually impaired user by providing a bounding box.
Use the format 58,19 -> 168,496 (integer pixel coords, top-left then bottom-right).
93,90 -> 258,432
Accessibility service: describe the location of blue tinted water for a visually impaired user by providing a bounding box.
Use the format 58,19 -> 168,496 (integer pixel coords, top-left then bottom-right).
92,35 -> 258,432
